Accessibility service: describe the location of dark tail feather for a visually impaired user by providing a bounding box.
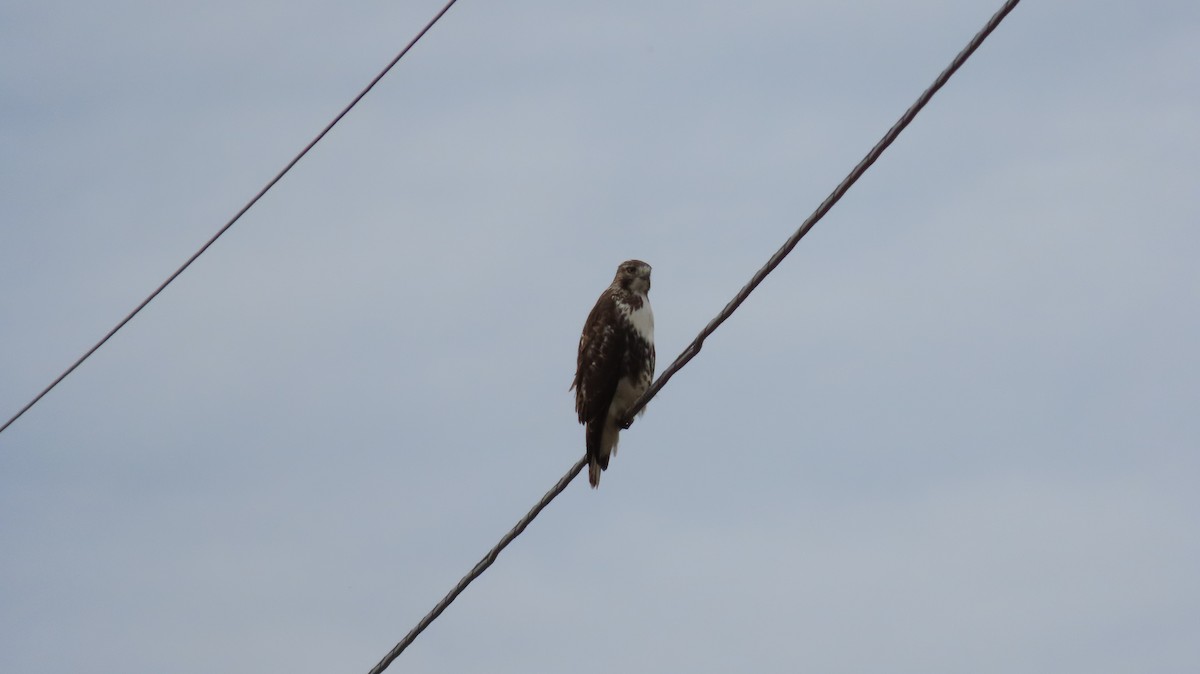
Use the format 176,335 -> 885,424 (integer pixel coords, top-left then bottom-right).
586,420 -> 605,488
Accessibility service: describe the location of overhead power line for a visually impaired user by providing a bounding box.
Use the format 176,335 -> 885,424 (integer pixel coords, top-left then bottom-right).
365,0 -> 1023,671
0,0 -> 462,438
367,458 -> 587,674
620,0 -> 1022,426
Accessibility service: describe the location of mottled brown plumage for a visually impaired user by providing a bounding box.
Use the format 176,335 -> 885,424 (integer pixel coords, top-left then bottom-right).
572,260 -> 655,488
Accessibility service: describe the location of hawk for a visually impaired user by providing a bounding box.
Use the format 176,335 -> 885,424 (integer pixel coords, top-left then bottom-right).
572,260 -> 656,488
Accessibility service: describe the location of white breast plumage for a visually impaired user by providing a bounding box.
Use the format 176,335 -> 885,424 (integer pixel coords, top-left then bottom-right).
621,296 -> 654,343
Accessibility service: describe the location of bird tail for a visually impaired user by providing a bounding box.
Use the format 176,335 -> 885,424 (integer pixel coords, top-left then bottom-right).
586,420 -> 605,488
585,418 -> 620,489
588,458 -> 602,488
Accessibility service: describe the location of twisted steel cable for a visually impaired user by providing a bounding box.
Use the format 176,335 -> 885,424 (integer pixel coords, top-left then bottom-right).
366,458 -> 587,674
367,1 -> 1022,671
620,0 -> 1023,426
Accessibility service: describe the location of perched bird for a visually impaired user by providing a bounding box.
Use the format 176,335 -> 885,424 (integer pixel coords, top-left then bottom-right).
572,260 -> 656,488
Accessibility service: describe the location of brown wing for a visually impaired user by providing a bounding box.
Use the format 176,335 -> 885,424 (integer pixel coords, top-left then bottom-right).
572,289 -> 626,425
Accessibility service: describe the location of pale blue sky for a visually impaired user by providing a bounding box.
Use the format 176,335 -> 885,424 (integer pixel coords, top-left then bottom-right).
2,1 -> 1198,672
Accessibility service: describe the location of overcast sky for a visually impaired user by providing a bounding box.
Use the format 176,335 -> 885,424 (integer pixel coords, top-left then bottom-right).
2,1 -> 1198,672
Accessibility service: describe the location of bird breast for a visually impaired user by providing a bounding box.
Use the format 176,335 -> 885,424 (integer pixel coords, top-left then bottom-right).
621,297 -> 654,343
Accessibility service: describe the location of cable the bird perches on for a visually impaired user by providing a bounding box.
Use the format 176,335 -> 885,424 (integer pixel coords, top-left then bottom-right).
368,0 -> 1022,671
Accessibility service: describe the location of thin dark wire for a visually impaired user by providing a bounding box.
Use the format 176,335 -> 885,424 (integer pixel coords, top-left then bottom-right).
366,2 -> 1021,671
620,0 -> 1021,427
366,457 -> 587,674
0,0 -> 461,438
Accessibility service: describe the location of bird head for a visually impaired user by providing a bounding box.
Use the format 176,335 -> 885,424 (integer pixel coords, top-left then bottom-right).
613,259 -> 652,295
